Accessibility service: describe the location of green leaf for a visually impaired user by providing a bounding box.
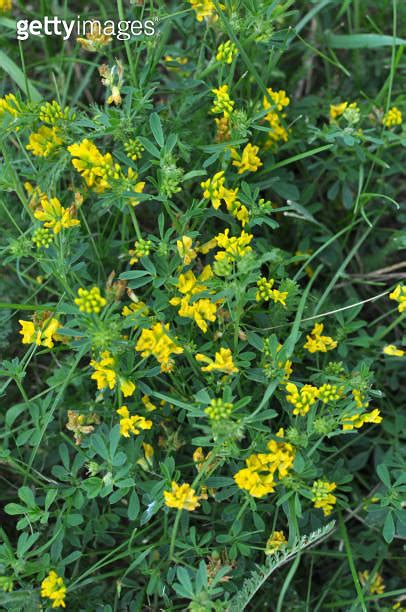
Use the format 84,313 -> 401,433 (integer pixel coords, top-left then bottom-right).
128,490 -> 140,520
149,112 -> 164,147
325,33 -> 406,49
383,512 -> 395,543
376,464 -> 391,488
18,486 -> 36,508
0,50 -> 42,102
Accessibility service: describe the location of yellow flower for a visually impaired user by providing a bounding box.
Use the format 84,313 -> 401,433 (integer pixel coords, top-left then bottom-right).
142,395 -> 157,412
234,429 -> 295,498
90,351 -> 136,396
329,101 -> 359,122
34,197 -> 80,234
329,102 -> 349,121
196,347 -> 238,374
211,85 -> 235,117
215,228 -> 253,259
352,388 -> 369,409
311,480 -> 337,516
177,236 -> 197,265
122,301 -> 149,319
231,143 -> 262,174
170,268 -> 217,333
19,317 -> 61,349
120,379 -> 136,397
75,287 -> 107,314
188,0 -> 219,23
26,126 -> 63,157
303,322 -> 337,353
214,114 -> 231,143
135,323 -> 184,372
265,531 -> 287,555
137,442 -> 154,470
264,88 -> 290,113
359,570 -> 385,595
68,139 -> 121,193
285,382 -> 319,416
0,93 -> 21,118
383,344 -> 405,357
90,351 -> 117,390
116,406 -> 152,437
216,40 -> 238,64
256,277 -> 288,306
164,481 -> 200,511
77,20 -> 112,52
263,88 -> 290,146
342,408 -> 382,431
201,171 -> 242,220
389,284 -> 406,313
382,106 -> 402,128
41,571 -> 67,609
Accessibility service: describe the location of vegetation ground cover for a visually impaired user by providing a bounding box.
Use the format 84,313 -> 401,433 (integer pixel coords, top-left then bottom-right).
0,0 -> 405,610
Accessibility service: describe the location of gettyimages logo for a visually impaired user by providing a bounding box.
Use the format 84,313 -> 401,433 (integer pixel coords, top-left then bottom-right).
16,16 -> 157,41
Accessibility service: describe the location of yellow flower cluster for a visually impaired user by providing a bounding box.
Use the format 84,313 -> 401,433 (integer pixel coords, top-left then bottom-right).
265,530 -> 287,555
124,138 -> 144,161
40,571 -> 67,609
303,322 -> 337,353
39,100 -> 71,125
176,235 -> 197,265
256,277 -> 288,306
129,238 -> 152,264
214,114 -> 231,143
68,139 -> 121,193
188,0 -> 218,22
216,40 -> 238,64
263,88 -> 290,146
342,408 -> 382,431
34,196 -> 80,234
135,323 -> 184,372
383,344 -> 405,357
211,85 -> 235,117
359,570 -> 385,595
205,398 -> 233,420
318,383 -> 342,404
19,316 -> 61,349
231,143 -> 262,174
329,101 -> 359,122
75,287 -> 107,314
0,93 -> 21,119
26,126 -> 64,157
0,0 -> 12,12
116,406 -> 152,437
170,267 -> 217,333
234,429 -> 295,498
164,481 -> 200,511
311,479 -> 337,516
90,351 -> 136,397
77,20 -> 112,52
196,347 -> 238,374
389,284 -> 406,313
215,228 -> 253,260
201,171 -> 249,225
382,106 -> 402,128
285,382 -> 319,416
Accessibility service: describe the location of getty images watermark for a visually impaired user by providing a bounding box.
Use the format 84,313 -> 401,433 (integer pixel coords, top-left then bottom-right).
16,17 -> 156,41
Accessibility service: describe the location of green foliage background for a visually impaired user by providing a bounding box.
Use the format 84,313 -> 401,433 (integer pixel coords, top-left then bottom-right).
0,0 -> 405,610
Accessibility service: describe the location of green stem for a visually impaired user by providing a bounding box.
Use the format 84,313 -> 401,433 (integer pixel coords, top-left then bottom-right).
116,0 -> 137,87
